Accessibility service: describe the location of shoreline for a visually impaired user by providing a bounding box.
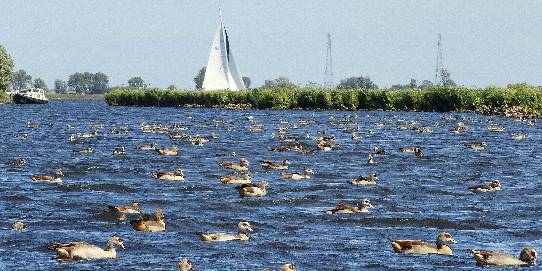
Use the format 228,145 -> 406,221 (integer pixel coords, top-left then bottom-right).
104,86 -> 542,119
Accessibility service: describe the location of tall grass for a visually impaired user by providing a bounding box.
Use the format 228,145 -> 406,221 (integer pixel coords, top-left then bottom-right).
0,91 -> 10,104
105,85 -> 542,117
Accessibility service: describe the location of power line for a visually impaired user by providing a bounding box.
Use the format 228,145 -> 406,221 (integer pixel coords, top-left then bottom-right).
434,33 -> 444,86
324,33 -> 334,89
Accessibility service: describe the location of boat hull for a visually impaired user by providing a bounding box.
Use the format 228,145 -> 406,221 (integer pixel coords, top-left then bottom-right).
12,94 -> 48,104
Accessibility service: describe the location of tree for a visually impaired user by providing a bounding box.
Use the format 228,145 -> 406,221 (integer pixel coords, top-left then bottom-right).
33,78 -> 47,90
92,72 -> 109,94
263,76 -> 297,88
128,76 -> 145,88
440,69 -> 456,87
194,67 -> 206,89
0,45 -> 14,91
391,78 -> 418,90
68,72 -> 109,94
167,85 -> 176,90
409,79 -> 417,89
305,81 -> 321,88
337,75 -> 378,89
242,76 -> 251,88
54,79 -> 68,93
419,80 -> 434,89
11,69 -> 32,91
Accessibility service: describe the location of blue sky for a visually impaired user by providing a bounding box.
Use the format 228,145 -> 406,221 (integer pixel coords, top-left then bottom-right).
1,0 -> 541,89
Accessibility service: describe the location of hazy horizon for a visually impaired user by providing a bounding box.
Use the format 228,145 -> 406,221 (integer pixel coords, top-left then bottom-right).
1,1 -> 541,89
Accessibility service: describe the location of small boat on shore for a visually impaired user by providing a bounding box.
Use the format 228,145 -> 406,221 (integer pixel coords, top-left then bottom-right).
12,87 -> 48,104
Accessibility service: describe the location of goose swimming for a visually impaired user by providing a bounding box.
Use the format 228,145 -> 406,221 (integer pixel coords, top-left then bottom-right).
48,235 -> 125,260
391,232 -> 457,255
197,221 -> 254,242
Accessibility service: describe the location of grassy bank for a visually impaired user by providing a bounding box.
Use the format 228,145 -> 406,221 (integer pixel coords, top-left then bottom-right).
46,93 -> 104,100
105,85 -> 542,118
0,91 -> 10,104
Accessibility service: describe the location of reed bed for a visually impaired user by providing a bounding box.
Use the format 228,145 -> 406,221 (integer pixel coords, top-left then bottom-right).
105,85 -> 542,118
45,93 -> 105,100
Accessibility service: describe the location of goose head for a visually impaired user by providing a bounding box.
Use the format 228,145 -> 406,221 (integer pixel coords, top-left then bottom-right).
519,248 -> 537,266
176,169 -> 184,177
238,221 -> 254,232
281,263 -> 297,271
258,181 -> 269,190
240,158 -> 250,167
357,199 -> 373,209
283,159 -> 290,165
178,258 -> 193,271
436,232 -> 457,246
55,169 -> 64,177
108,235 -> 125,250
131,202 -> 141,212
154,209 -> 165,220
171,144 -> 178,150
490,180 -> 501,189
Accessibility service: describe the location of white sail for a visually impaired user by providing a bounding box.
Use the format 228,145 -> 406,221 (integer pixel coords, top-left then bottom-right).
202,12 -> 245,91
227,47 -> 246,90
202,23 -> 230,90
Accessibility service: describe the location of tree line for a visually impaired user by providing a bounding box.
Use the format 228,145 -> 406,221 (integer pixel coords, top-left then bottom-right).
1,44 -> 459,94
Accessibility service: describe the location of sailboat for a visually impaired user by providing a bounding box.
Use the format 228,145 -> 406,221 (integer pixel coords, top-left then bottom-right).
202,10 -> 246,91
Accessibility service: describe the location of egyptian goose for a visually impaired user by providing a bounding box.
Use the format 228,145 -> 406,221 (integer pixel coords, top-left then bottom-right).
136,142 -> 157,150
468,180 -> 501,193
179,258 -> 193,271
197,221 -> 253,242
488,126 -> 505,132
324,199 -> 373,214
154,169 -> 184,181
219,158 -> 249,172
73,146 -> 93,153
32,169 -> 63,183
373,146 -> 385,155
27,122 -> 39,129
216,151 -> 236,157
351,173 -> 378,185
471,248 -> 537,267
282,168 -> 314,180
367,154 -> 375,164
260,159 -> 289,170
12,221 -> 26,231
78,130 -> 98,138
113,147 -> 125,155
235,181 -> 269,197
220,172 -> 252,185
9,158 -> 27,167
391,232 -> 457,255
399,147 -> 423,157
465,142 -> 487,151
399,147 -> 419,153
108,202 -> 140,220
511,134 -> 527,140
191,136 -> 208,146
16,133 -> 28,140
130,208 -> 166,232
155,144 -> 178,155
281,263 -> 297,271
47,235 -> 125,260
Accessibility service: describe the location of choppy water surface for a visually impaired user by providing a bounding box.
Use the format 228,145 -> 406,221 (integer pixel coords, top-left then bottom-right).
1,100 -> 541,270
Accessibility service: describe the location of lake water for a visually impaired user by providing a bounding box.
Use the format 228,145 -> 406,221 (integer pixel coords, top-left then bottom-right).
0,100 -> 541,270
